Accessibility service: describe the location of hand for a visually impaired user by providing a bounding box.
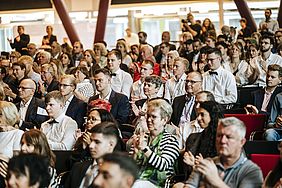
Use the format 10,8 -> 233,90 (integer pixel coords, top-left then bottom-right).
183,151 -> 195,166
244,104 -> 259,114
82,132 -> 91,149
195,158 -> 223,186
137,132 -> 149,151
275,116 -> 282,128
7,38 -> 12,43
131,102 -> 142,116
4,86 -> 16,99
195,153 -> 203,165
274,178 -> 282,188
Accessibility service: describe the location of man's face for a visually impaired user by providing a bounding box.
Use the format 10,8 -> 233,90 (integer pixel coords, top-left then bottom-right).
107,54 -> 121,73
162,33 -> 170,43
46,26 -> 52,35
13,65 -> 25,80
41,67 -> 52,82
89,133 -> 114,159
17,27 -> 24,35
93,162 -> 130,188
144,81 -> 158,97
216,124 -> 246,159
27,45 -> 36,57
275,31 -> 282,45
265,9 -> 271,19
205,38 -> 215,47
216,45 -> 227,56
138,33 -> 146,44
260,38 -> 272,52
207,52 -> 221,70
140,63 -> 153,78
7,171 -> 30,188
51,44 -> 60,56
19,80 -> 35,102
193,41 -> 201,52
73,42 -> 82,54
173,60 -> 186,77
46,98 -> 63,119
94,72 -> 111,92
185,72 -> 202,95
60,78 -> 74,97
37,53 -> 49,65
266,70 -> 281,87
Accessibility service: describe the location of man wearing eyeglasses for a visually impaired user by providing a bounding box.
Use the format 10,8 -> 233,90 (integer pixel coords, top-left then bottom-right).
72,41 -> 84,67
16,78 -> 48,130
59,74 -> 87,129
170,71 -> 203,148
202,48 -> 237,106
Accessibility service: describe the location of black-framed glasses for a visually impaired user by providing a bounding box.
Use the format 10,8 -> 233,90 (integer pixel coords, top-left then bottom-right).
59,84 -> 73,88
185,80 -> 201,84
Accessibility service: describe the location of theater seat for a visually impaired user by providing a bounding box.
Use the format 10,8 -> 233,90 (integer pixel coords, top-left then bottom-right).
224,114 -> 267,140
250,154 -> 280,178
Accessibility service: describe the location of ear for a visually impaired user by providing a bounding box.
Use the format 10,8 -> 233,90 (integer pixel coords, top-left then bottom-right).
125,175 -> 134,187
240,137 -> 246,147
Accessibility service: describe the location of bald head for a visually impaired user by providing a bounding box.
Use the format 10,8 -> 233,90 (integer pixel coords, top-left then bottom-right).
19,79 -> 36,102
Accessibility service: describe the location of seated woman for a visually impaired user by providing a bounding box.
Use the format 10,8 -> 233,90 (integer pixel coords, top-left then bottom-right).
20,129 -> 57,188
174,101 -> 223,188
263,141 -> 282,188
133,99 -> 179,187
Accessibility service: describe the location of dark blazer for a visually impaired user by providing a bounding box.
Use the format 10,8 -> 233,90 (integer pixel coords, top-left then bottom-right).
154,43 -> 177,64
47,79 -> 60,92
89,90 -> 130,125
43,34 -> 57,46
66,96 -> 87,129
16,97 -> 48,130
251,86 -> 282,116
171,94 -> 197,126
10,33 -> 30,54
64,160 -> 92,188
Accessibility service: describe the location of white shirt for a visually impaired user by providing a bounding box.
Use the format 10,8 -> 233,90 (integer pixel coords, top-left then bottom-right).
111,68 -> 133,98
19,97 -> 33,122
41,113 -> 78,150
164,73 -> 187,103
179,120 -> 204,150
265,53 -> 282,67
203,66 -> 237,104
234,60 -> 249,86
0,129 -> 24,158
63,95 -> 74,113
131,80 -> 164,101
79,160 -> 98,188
261,88 -> 274,112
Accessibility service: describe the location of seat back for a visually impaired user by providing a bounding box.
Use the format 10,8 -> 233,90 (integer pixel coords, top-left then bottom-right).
250,154 -> 280,178
224,114 -> 267,140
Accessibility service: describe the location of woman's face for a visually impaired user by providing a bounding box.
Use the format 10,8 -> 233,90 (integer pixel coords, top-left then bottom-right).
249,46 -> 258,58
21,136 -> 35,154
84,51 -> 93,63
196,107 -> 211,129
94,47 -> 101,56
146,107 -> 166,134
204,19 -> 210,27
74,70 -> 85,82
61,54 -> 70,65
116,43 -> 125,53
167,54 -> 175,69
85,110 -> 101,131
232,45 -> 241,58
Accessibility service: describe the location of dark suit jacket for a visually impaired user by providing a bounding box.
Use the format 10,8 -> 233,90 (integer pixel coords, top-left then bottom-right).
47,79 -> 60,92
64,160 -> 92,188
10,33 -> 30,54
66,96 -> 87,129
89,90 -> 130,125
43,34 -> 57,46
154,43 -> 177,64
16,97 -> 48,130
251,86 -> 282,116
171,94 -> 196,126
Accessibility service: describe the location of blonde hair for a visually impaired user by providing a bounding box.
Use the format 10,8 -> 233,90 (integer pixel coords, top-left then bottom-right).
94,43 -> 108,56
0,101 -> 20,126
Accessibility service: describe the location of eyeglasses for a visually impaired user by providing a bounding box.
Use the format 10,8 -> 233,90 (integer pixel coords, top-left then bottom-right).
86,117 -> 101,122
185,80 -> 201,84
18,86 -> 34,90
59,84 -> 73,88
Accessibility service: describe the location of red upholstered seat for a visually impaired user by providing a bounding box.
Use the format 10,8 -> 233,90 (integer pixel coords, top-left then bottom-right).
224,114 -> 267,140
250,154 -> 280,178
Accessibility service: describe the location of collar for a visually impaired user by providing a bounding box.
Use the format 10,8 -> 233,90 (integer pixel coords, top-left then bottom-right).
49,112 -> 65,124
99,89 -> 112,101
66,95 -> 74,103
215,152 -> 247,171
20,97 -> 33,107
174,73 -> 187,82
113,68 -> 122,75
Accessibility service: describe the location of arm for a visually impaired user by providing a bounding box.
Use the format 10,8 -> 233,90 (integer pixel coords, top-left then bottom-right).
182,23 -> 198,37
164,80 -> 171,102
116,95 -> 130,124
122,73 -> 133,99
268,94 -> 282,128
223,73 -> 237,103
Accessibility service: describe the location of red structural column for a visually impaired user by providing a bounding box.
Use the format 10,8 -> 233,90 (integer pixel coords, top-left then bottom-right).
278,0 -> 282,28
94,0 -> 110,43
233,0 -> 257,32
52,0 -> 80,44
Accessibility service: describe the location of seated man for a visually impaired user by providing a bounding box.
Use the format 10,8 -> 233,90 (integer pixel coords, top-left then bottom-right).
65,122 -> 121,188
6,153 -> 50,188
264,92 -> 282,141
59,74 -> 87,129
41,91 -> 77,150
176,117 -> 263,188
202,48 -> 237,106
16,78 -> 48,130
246,64 -> 282,117
89,68 -> 130,125
93,152 -> 138,188
164,57 -> 188,103
107,49 -> 133,98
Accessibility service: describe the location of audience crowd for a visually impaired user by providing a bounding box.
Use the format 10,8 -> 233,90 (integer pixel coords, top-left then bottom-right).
0,8 -> 282,188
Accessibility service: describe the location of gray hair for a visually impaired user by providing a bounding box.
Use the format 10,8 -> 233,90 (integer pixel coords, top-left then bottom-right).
219,117 -> 246,139
147,99 -> 172,120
